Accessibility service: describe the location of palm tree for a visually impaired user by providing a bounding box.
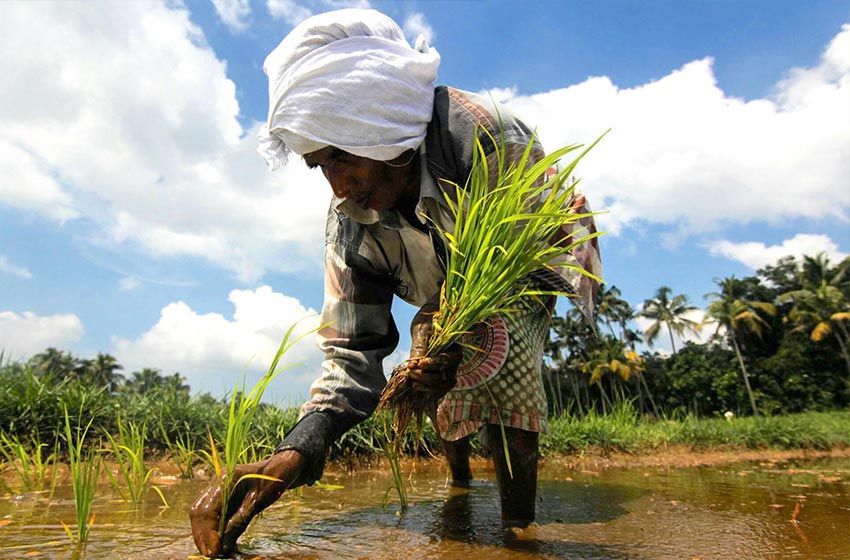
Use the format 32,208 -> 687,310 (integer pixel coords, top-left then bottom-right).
123,368 -> 165,395
28,347 -> 77,378
161,372 -> 191,398
581,335 -> 645,414
544,309 -> 594,417
640,286 -> 701,353
704,277 -> 777,416
85,353 -> 124,391
778,280 -> 850,378
597,285 -> 631,339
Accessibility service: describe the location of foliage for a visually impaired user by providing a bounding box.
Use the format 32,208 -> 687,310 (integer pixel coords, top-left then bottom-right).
0,253 -> 846,476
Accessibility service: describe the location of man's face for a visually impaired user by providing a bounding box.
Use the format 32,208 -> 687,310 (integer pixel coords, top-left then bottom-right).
303,147 -> 418,212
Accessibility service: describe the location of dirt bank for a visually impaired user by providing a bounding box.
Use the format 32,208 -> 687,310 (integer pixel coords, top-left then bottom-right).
540,445 -> 850,471
318,445 -> 850,478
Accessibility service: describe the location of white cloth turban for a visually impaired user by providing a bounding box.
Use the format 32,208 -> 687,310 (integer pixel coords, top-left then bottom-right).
258,9 -> 441,169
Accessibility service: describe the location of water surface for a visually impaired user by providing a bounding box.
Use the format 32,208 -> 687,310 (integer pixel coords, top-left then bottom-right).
1,456 -> 847,559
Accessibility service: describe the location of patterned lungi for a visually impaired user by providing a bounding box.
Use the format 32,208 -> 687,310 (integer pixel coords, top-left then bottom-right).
436,294 -> 555,441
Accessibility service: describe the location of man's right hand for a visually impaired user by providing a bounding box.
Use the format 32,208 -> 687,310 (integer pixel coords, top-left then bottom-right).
403,304 -> 462,399
189,449 -> 306,558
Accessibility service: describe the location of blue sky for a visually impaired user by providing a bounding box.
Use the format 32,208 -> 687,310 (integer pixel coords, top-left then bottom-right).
1,0 -> 848,403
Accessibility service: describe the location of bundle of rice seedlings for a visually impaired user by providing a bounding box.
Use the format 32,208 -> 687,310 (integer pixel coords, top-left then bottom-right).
377,128 -> 605,438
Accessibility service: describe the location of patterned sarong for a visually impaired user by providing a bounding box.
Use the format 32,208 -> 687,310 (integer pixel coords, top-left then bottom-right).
436,294 -> 555,441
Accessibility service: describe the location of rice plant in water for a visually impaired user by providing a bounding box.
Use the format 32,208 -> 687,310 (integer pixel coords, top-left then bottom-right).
159,422 -> 197,479
0,432 -> 55,493
62,405 -> 101,545
378,128 -> 605,436
102,418 -> 155,504
207,319 -> 316,538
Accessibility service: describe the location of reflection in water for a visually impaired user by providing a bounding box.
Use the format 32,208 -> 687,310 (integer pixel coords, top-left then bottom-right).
0,457 -> 847,559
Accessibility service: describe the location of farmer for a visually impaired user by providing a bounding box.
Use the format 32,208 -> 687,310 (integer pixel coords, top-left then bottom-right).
190,8 -> 600,557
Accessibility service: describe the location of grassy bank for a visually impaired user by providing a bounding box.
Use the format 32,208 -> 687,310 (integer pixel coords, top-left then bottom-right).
541,405 -> 850,455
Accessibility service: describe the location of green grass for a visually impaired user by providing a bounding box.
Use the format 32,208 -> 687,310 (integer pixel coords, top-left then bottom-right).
540,403 -> 850,456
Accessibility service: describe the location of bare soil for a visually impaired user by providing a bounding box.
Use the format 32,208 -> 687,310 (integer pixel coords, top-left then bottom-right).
318,444 -> 850,478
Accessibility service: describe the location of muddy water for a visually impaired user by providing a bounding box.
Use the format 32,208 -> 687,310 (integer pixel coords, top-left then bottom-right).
0,456 -> 847,559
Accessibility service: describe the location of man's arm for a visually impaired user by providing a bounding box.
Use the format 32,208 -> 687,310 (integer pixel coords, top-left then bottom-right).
277,230 -> 399,483
190,218 -> 399,557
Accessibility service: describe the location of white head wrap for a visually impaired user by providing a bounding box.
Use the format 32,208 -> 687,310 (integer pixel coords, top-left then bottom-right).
258,9 -> 441,169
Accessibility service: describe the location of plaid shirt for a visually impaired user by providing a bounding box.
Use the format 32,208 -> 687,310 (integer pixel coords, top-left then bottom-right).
279,87 -> 602,482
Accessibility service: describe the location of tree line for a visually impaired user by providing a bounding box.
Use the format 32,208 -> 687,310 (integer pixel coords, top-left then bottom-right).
544,253 -> 849,418
5,348 -> 191,398
2,252 -> 847,425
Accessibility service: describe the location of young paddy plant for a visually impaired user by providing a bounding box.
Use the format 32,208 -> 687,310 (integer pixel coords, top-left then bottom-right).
378,128 -> 605,437
0,432 -> 56,494
62,405 -> 102,546
102,417 -> 163,505
207,319 -> 317,538
159,422 -> 197,479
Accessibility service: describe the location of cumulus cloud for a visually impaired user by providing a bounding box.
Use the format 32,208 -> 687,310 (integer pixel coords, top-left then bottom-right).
706,233 -> 849,270
0,143 -> 78,223
112,286 -> 322,401
498,25 -> 850,240
403,12 -> 434,45
0,311 -> 85,358
211,0 -> 252,32
0,2 -> 330,283
266,0 -> 314,25
0,255 -> 32,279
2,2 -> 846,298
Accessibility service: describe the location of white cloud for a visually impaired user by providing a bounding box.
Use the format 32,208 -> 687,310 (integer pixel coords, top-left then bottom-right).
0,255 -> 32,279
266,0 -> 313,25
119,277 -> 143,292
0,2 -> 329,283
403,12 -> 434,45
498,25 -> 850,240
0,311 -> 84,359
265,1 -> 372,26
2,2 -> 846,295
0,143 -> 78,223
706,233 -> 849,270
211,0 -> 252,32
112,286 -> 322,400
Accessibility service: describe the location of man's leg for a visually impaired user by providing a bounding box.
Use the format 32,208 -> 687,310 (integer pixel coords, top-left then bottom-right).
442,434 -> 473,486
485,424 -> 538,527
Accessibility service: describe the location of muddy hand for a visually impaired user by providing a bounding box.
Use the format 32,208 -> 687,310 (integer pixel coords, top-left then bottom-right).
189,450 -> 306,558
405,307 -> 462,399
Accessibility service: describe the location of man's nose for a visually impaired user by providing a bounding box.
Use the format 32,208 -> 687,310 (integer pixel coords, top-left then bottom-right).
325,169 -> 355,198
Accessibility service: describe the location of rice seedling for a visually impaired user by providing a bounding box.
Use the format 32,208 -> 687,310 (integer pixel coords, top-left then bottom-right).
159,422 -> 196,479
378,128 -> 605,435
102,417 -> 155,504
208,319 -> 317,538
377,414 -> 408,510
0,432 -> 55,493
62,405 -> 101,545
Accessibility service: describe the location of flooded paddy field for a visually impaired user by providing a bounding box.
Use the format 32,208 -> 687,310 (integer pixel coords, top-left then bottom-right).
1,454 -> 847,559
